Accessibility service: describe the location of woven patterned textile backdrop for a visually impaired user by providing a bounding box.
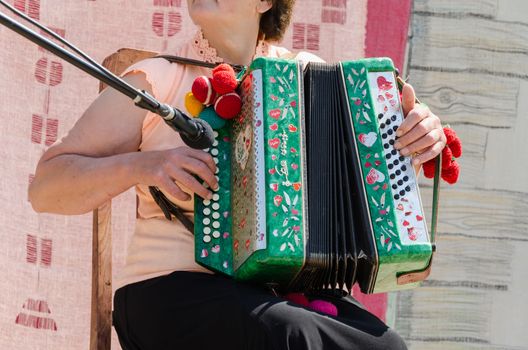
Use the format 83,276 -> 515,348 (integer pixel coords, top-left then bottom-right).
0,0 -> 413,349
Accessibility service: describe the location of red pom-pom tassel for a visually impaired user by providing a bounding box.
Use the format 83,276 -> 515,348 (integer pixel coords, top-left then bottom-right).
212,63 -> 238,95
449,137 -> 462,158
422,126 -> 462,184
212,63 -> 235,75
191,76 -> 217,105
441,146 -> 453,170
443,127 -> 457,145
441,161 -> 460,184
423,159 -> 436,179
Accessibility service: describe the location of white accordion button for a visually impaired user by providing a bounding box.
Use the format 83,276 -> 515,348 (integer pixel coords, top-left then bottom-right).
203,235 -> 211,243
203,218 -> 211,225
212,203 -> 220,210
203,208 -> 211,215
212,231 -> 221,239
203,199 -> 211,206
212,212 -> 220,220
203,227 -> 211,235
212,194 -> 220,201
211,149 -> 219,156
212,221 -> 220,229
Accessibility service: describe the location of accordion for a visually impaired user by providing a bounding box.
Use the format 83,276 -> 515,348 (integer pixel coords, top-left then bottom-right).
194,57 -> 434,294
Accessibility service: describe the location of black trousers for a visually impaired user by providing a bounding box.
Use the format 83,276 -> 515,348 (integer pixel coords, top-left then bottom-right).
113,271 -> 407,350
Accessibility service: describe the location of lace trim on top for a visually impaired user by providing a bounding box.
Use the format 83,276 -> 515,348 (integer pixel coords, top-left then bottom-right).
192,29 -> 271,64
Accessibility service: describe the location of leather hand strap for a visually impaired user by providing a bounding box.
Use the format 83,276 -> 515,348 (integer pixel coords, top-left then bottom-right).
148,186 -> 195,234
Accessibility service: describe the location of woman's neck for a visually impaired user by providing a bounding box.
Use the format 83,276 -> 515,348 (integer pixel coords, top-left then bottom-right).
201,24 -> 261,66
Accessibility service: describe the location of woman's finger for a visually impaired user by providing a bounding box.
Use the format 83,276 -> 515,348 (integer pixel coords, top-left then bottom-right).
181,148 -> 217,174
396,104 -> 429,139
401,83 -> 416,117
159,177 -> 191,201
411,140 -> 445,165
172,168 -> 213,200
395,111 -> 433,149
180,157 -> 219,191
398,128 -> 443,157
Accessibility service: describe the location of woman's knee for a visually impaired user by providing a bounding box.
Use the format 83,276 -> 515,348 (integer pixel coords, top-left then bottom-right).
377,328 -> 408,350
255,301 -> 407,350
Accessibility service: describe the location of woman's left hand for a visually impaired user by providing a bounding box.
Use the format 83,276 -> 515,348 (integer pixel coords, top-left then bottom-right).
395,83 -> 446,166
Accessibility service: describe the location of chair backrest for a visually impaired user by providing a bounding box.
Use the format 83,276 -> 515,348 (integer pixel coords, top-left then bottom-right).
90,48 -> 158,350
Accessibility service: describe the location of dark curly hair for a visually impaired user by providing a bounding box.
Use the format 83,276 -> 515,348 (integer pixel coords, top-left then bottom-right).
260,0 -> 296,42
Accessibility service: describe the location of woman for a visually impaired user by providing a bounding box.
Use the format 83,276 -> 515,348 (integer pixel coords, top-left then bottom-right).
29,1 -> 445,349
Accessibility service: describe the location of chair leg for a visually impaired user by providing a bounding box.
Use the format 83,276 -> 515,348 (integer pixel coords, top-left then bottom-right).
90,203 -> 112,350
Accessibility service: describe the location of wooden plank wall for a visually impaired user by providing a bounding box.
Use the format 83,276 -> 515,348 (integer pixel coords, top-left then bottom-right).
394,1 -> 528,348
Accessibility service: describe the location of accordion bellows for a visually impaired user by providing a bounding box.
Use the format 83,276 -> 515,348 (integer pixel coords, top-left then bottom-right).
194,57 -> 433,294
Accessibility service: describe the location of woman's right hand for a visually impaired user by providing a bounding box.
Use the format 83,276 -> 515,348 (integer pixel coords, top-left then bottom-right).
134,147 -> 218,201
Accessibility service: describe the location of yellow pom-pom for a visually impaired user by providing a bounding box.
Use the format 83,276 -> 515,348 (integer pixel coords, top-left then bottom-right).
184,92 -> 204,117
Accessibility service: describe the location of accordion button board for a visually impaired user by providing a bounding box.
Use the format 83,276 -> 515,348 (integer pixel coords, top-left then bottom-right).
194,57 -> 434,294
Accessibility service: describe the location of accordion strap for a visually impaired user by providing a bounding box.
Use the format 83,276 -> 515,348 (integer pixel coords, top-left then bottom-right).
430,156 -> 440,250
154,54 -> 246,72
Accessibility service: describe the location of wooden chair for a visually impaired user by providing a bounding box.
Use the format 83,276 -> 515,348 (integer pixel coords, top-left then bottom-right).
90,48 -> 157,350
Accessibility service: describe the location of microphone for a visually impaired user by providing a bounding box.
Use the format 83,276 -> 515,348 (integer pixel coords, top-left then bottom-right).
132,90 -> 215,149
157,103 -> 215,149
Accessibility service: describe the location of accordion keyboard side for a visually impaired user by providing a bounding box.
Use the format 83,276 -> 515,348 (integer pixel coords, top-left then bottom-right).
194,128 -> 235,276
341,58 -> 433,293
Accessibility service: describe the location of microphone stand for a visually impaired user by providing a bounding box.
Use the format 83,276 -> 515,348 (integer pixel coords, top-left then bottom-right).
0,2 -> 214,149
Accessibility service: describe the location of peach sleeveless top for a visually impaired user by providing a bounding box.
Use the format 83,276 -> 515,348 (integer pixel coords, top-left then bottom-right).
115,31 -> 292,289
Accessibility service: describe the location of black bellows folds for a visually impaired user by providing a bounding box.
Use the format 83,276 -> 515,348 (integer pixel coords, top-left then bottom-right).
290,63 -> 375,294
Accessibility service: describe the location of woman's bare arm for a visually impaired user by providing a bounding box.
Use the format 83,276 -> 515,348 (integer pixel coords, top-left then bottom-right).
28,72 -> 218,215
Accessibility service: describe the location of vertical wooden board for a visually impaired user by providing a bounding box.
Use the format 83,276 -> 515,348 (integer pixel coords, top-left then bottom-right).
413,15 -> 528,55
395,287 -> 492,344
496,0 -> 528,22
413,0 -> 498,18
398,240 -> 528,348
419,187 -> 528,241
427,235 -> 513,288
408,342 -> 527,350
410,15 -> 528,80
488,240 -> 528,346
406,69 -> 519,128
399,1 -> 528,347
484,80 -> 528,194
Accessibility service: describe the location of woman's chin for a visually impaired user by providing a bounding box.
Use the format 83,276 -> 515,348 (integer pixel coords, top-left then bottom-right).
188,7 -> 218,27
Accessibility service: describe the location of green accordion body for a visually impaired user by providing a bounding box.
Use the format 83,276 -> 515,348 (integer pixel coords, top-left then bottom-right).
194,57 -> 433,294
